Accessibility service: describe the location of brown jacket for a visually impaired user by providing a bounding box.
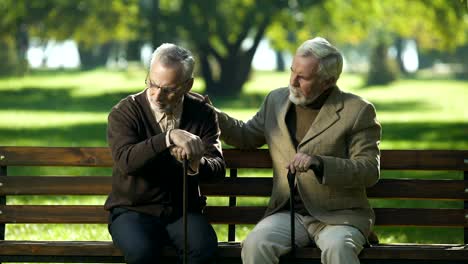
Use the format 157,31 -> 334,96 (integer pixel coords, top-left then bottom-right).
104,90 -> 225,221
218,86 -> 381,237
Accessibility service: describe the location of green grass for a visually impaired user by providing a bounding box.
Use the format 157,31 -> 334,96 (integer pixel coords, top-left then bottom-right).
1,68 -> 467,247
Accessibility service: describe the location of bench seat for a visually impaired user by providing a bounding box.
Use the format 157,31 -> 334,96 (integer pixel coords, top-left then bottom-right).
1,241 -> 467,263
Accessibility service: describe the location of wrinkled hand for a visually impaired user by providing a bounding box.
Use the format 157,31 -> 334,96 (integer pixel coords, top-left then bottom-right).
169,146 -> 201,172
286,153 -> 319,174
169,129 -> 205,161
169,146 -> 186,161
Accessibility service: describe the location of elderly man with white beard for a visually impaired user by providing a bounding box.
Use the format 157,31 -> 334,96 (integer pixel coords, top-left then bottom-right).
210,37 -> 382,264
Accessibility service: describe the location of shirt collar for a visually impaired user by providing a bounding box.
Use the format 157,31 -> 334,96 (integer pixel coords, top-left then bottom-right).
305,86 -> 334,109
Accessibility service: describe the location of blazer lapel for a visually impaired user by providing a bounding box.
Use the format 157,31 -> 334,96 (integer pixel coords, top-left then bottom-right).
277,92 -> 297,151
298,87 -> 343,148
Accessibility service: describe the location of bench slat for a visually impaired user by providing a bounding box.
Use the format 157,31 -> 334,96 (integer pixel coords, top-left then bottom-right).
206,207 -> 468,227
0,241 -> 467,261
0,147 -> 467,170
0,176 -> 112,195
365,179 -> 467,200
0,241 -> 122,256
0,147 -> 113,167
205,178 -> 467,200
1,205 -> 466,227
1,176 -> 466,200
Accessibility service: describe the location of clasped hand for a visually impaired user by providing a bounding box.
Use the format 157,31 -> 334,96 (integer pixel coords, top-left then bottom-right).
169,129 -> 205,171
286,152 -> 318,174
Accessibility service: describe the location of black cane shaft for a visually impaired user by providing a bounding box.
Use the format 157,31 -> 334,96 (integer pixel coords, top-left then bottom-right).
287,170 -> 296,258
183,159 -> 189,264
290,191 -> 295,256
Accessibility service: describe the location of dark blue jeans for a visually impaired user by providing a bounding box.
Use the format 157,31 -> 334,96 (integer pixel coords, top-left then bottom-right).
109,208 -> 217,264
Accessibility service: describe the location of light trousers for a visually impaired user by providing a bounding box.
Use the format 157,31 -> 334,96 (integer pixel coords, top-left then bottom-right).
241,211 -> 366,264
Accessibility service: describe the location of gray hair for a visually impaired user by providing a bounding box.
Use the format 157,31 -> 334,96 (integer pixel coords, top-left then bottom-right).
150,43 -> 195,80
296,37 -> 343,82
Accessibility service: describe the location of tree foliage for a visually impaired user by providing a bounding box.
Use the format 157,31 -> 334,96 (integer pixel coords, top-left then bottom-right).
1,0 -> 139,70
2,0 -> 467,89
267,0 -> 468,85
151,0 -> 324,96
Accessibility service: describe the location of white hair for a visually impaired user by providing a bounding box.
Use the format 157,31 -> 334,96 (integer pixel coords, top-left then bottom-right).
296,37 -> 343,82
149,43 -> 195,80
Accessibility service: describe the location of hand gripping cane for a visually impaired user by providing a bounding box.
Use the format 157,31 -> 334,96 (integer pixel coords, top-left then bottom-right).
287,170 -> 296,258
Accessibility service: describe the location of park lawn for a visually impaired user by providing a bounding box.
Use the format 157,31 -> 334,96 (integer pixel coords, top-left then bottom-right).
0,69 -> 467,244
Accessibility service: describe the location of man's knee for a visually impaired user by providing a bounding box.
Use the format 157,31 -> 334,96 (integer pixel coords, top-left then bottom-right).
120,243 -> 159,264
188,229 -> 218,263
190,241 -> 217,263
242,229 -> 277,254
319,233 -> 364,262
321,237 -> 357,252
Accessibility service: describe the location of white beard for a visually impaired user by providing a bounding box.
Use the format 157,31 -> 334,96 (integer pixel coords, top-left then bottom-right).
288,85 -> 315,106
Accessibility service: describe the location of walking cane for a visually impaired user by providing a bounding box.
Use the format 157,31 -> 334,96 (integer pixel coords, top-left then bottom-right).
287,170 -> 296,259
182,158 -> 189,264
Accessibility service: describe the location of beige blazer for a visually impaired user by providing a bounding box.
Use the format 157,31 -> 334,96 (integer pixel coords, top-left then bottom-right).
218,86 -> 381,237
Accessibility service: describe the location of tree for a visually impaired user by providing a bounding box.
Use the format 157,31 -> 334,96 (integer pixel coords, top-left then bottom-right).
151,0 -> 323,97
32,0 -> 140,69
266,0 -> 468,85
0,0 -> 139,71
357,0 -> 466,84
0,0 -> 34,75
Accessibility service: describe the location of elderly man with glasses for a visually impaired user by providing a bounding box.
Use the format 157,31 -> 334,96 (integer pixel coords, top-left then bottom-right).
105,43 -> 225,264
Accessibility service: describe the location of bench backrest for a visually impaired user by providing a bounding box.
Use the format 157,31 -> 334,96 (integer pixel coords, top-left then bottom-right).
0,147 -> 467,243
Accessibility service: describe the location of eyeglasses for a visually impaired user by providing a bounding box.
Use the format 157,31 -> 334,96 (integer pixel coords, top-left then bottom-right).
145,76 -> 192,95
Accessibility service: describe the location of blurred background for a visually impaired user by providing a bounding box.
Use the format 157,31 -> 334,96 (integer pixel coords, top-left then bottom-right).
1,0 -> 467,254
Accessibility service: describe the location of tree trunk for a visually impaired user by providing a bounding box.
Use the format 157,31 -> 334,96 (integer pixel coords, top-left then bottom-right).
147,0 -> 177,51
198,50 -> 215,91
203,14 -> 270,97
126,40 -> 143,61
366,40 -> 399,86
204,52 -> 253,97
79,43 -> 112,70
15,22 -> 29,75
0,37 -> 21,76
454,44 -> 468,80
275,50 -> 285,72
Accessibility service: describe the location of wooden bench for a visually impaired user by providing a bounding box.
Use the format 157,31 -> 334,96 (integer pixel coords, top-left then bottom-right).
0,146 -> 467,263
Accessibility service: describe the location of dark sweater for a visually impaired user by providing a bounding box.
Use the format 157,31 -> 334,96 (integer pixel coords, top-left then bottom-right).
284,88 -> 332,215
104,90 -> 225,222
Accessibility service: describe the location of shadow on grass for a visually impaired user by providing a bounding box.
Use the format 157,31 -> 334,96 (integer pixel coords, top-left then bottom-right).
210,92 -> 439,114
382,122 -> 467,143
373,100 -> 435,112
0,86 -> 444,115
0,123 -> 108,146
0,87 -> 132,112
0,114 -> 465,148
208,92 -> 266,109
1,87 -> 266,112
